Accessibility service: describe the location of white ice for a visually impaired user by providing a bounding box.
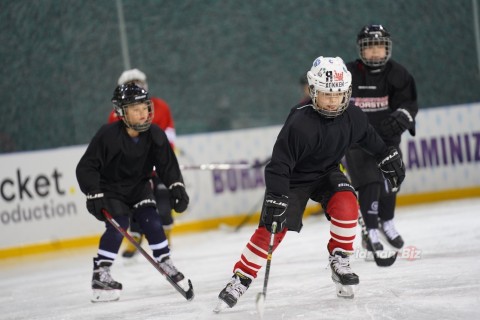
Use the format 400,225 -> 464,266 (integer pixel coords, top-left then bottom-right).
1,198 -> 480,320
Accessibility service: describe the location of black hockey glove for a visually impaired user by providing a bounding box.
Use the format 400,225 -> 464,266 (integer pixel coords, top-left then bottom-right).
86,192 -> 109,221
377,147 -> 406,192
262,193 -> 288,234
379,109 -> 413,138
169,182 -> 189,213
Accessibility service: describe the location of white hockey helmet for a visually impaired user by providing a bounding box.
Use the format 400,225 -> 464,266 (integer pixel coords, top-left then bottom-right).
117,68 -> 149,91
306,56 -> 352,118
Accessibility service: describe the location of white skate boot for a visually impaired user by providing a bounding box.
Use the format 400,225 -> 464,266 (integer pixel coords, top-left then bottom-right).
329,249 -> 359,299
214,271 -> 252,313
91,258 -> 122,302
380,219 -> 404,249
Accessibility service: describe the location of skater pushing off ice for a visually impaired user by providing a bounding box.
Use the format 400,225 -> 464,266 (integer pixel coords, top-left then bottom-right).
76,83 -> 192,302
215,56 -> 406,311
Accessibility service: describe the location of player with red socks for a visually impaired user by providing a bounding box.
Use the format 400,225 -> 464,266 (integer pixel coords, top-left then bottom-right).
215,56 -> 405,311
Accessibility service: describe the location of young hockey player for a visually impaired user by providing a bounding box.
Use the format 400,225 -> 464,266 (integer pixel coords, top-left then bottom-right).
345,24 -> 418,251
108,68 -> 177,257
215,56 -> 406,311
76,83 -> 191,302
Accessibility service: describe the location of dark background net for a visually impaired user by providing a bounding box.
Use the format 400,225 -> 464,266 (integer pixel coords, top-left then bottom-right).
1,0 -> 478,152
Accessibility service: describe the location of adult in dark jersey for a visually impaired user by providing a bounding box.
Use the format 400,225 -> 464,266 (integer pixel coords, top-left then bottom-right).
345,24 -> 418,251
76,83 -> 191,302
215,56 -> 405,311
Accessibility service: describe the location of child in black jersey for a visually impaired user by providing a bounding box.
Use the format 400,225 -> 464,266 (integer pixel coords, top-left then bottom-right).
215,56 -> 406,311
76,83 -> 191,302
345,24 -> 418,251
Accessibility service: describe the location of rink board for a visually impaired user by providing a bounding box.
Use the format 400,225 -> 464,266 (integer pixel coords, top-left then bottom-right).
1,103 -> 479,257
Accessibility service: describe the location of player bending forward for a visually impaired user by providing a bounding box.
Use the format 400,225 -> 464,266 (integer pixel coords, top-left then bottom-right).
215,56 -> 405,310
76,83 -> 191,302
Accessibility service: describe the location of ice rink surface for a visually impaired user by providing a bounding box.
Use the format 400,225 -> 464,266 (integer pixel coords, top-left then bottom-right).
1,198 -> 480,320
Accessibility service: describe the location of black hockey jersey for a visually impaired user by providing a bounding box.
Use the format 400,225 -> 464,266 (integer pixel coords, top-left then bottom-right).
346,59 -> 418,145
76,121 -> 183,202
265,102 -> 388,196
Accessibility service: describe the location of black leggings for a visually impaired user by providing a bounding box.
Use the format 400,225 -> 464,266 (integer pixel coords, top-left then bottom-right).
98,206 -> 169,261
358,182 -> 396,229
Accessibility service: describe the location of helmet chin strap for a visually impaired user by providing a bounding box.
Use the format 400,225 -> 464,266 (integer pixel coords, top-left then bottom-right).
122,118 -> 151,132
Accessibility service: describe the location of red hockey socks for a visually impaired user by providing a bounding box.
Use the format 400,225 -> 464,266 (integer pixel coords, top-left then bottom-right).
326,191 -> 358,254
233,226 -> 287,279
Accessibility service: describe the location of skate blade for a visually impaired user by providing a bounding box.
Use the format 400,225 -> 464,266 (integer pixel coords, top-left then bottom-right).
213,299 -> 230,313
333,282 -> 356,299
91,289 -> 121,303
332,276 -> 357,299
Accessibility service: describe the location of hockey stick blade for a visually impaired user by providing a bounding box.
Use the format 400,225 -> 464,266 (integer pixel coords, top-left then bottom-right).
372,250 -> 397,267
102,209 -> 194,301
256,221 -> 277,318
358,215 -> 397,267
256,293 -> 266,319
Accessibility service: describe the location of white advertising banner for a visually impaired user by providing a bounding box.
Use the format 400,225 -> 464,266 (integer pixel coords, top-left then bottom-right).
400,103 -> 480,193
1,103 -> 479,249
0,146 -> 103,248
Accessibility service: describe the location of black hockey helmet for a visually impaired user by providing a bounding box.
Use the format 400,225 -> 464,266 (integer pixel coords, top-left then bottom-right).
111,83 -> 153,132
356,24 -> 392,67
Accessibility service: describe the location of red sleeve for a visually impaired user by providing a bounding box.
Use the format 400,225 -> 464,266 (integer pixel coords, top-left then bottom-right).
107,109 -> 120,124
151,97 -> 175,130
151,97 -> 176,148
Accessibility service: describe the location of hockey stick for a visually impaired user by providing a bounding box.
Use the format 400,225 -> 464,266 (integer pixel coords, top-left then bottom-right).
358,214 -> 397,267
179,163 -> 262,171
180,157 -> 270,171
256,221 -> 277,319
102,209 -> 195,301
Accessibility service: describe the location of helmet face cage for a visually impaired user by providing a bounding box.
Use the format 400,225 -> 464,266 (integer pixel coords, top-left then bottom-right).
357,24 -> 392,67
310,87 -> 352,118
112,84 -> 154,132
306,56 -> 352,118
119,100 -> 153,132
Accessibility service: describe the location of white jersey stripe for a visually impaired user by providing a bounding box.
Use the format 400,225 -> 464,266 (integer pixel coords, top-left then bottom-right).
241,247 -> 266,267
330,224 -> 357,238
248,240 -> 268,255
149,239 -> 169,250
330,216 -> 357,224
331,235 -> 355,244
97,249 -> 117,259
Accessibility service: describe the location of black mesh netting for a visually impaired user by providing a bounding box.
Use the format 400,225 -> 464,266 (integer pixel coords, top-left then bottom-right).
0,0 -> 478,152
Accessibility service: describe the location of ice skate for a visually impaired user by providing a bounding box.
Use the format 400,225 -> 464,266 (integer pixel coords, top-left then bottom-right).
121,233 -> 143,258
380,219 -> 404,249
329,249 -> 359,299
91,258 -> 122,302
157,256 -> 190,292
214,272 -> 252,313
362,228 -> 384,253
